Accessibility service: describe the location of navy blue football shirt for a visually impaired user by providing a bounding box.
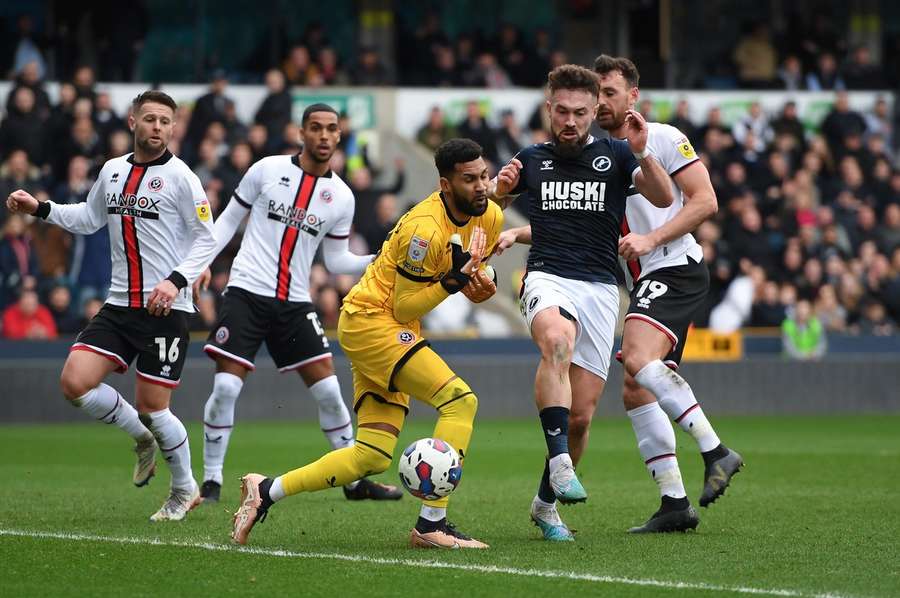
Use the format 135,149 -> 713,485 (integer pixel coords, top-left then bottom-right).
511,137 -> 640,284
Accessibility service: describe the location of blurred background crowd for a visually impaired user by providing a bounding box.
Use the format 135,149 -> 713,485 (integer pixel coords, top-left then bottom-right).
0,1 -> 898,353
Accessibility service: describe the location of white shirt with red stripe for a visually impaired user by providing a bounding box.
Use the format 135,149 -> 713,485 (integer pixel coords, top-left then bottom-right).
45,150 -> 216,312
225,155 -> 356,302
619,122 -> 704,290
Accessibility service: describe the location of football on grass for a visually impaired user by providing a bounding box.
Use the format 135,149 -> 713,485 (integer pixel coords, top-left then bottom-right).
398,438 -> 462,500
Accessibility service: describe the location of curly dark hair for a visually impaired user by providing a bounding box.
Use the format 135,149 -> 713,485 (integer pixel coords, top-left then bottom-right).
547,64 -> 599,97
434,138 -> 483,177
593,54 -> 640,88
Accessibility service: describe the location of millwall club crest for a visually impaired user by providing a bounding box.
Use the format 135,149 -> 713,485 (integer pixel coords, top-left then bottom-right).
148,176 -> 164,192
320,189 -> 333,203
592,156 -> 611,172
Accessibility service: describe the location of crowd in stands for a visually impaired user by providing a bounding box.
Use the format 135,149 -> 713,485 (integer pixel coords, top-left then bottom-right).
1,29 -> 898,346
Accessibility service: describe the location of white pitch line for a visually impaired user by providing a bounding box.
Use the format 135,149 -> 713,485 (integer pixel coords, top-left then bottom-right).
0,528 -> 853,598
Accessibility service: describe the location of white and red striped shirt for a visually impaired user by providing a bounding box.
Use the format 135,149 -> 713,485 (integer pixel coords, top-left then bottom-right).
45,151 -> 216,312
619,123 -> 704,290
224,155 -> 356,302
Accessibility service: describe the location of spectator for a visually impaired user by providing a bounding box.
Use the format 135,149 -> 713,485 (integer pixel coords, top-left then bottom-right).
45,83 -> 78,151
2,288 -> 57,340
55,116 -> 104,181
0,150 -> 47,221
777,55 -> 806,91
213,142 -> 253,210
72,65 -> 97,104
82,297 -> 103,323
360,193 -> 398,252
0,86 -> 46,164
750,280 -> 786,327
246,124 -> 269,161
255,69 -> 292,144
0,214 -> 38,309
667,99 -> 696,141
782,299 -> 826,359
496,24 -> 529,86
770,101 -> 807,150
471,53 -> 512,89
282,44 -> 318,86
184,71 -> 232,158
842,46 -> 885,89
495,109 -> 529,164
430,45 -> 462,87
46,284 -> 82,334
732,22 -> 777,88
105,129 -> 131,161
416,106 -> 456,152
92,91 -> 125,150
456,101 -> 499,165
6,60 -> 51,119
221,99 -> 248,146
875,204 -> 900,255
805,53 -> 845,91
348,163 -> 405,227
814,284 -> 847,331
732,101 -> 773,153
7,15 -> 47,79
351,46 -> 393,86
317,47 -> 349,86
864,97 -> 893,150
857,298 -> 895,336
821,93 -> 867,155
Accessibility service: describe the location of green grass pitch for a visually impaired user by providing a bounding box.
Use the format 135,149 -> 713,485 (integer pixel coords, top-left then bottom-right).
1,415 -> 898,597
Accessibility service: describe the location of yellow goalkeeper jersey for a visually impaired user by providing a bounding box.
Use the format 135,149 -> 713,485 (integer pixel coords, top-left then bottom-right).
342,191 -> 503,319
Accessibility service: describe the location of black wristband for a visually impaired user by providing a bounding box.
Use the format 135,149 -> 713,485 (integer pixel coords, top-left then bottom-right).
166,271 -> 188,290
440,271 -> 470,294
35,202 -> 51,220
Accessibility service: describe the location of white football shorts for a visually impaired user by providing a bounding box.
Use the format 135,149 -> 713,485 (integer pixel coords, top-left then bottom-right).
519,271 -> 619,380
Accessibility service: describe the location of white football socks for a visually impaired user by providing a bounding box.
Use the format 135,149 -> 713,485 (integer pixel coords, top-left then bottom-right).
73,383 -> 150,441
310,375 -> 354,450
202,372 -> 243,484
635,359 -> 721,453
627,402 -> 686,499
146,408 -> 194,491
269,476 -> 286,502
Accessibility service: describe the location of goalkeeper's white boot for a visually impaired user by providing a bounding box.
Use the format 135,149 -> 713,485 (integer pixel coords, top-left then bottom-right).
149,483 -> 202,522
133,435 -> 157,487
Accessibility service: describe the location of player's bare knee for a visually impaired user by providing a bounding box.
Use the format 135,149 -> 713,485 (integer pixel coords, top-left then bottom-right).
60,369 -> 90,402
569,411 -> 592,440
622,376 -> 648,410
621,351 -> 653,378
538,330 -> 573,368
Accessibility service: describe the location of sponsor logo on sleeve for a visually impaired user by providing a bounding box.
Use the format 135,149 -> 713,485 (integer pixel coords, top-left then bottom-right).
675,136 -> 697,159
196,199 -> 211,221
407,235 -> 429,262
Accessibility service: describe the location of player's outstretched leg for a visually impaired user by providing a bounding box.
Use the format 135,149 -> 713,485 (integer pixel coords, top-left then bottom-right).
231,403 -> 401,545
626,399 -> 698,533
530,459 -> 574,541
61,351 -> 158,487
530,309 -> 587,505
303,373 -> 402,501
410,378 -> 489,549
635,360 -> 743,507
201,370 -> 244,502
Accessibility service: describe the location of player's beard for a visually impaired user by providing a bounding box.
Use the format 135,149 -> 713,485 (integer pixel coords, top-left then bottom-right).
552,127 -> 589,159
135,133 -> 166,157
453,189 -> 489,217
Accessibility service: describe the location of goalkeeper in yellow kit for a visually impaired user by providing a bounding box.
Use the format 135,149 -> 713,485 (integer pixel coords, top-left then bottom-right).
232,139 -> 503,549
